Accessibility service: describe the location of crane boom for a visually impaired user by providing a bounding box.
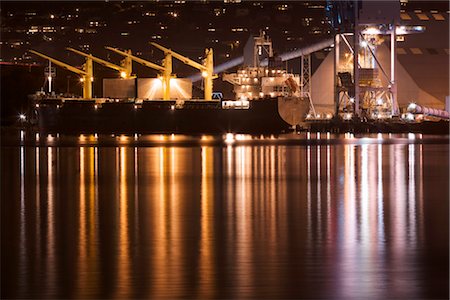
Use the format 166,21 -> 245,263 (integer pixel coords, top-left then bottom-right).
29,49 -> 93,98
29,50 -> 87,75
67,47 -> 125,73
150,42 -> 215,100
105,47 -> 165,72
150,42 -> 205,70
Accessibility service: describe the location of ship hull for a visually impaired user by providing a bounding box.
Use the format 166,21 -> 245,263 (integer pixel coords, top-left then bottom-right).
33,98 -> 302,134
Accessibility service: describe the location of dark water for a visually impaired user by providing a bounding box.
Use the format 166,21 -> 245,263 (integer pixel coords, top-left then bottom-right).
2,132 -> 449,299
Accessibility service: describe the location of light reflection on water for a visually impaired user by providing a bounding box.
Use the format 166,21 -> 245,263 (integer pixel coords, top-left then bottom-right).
1,134 -> 448,299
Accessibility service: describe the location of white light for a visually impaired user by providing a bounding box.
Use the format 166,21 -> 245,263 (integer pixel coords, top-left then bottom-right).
360,40 -> 368,48
363,27 -> 381,35
408,102 -> 417,111
120,71 -> 127,78
94,104 -> 98,109
80,77 -> 84,82
326,113 -> 332,119
171,105 -> 175,110
396,26 -> 407,35
201,71 -> 208,78
349,97 -> 355,103
376,98 -> 383,105
35,103 -> 40,108
19,114 -> 26,120
225,133 -> 235,144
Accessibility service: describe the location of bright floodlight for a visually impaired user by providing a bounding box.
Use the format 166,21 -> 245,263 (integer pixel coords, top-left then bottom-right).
408,102 -> 417,110
201,71 -> 208,78
19,114 -> 26,120
120,71 -> 127,78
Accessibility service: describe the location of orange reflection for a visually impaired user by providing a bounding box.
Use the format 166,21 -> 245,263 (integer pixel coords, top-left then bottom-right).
116,147 -> 131,298
199,146 -> 214,298
77,147 -> 99,298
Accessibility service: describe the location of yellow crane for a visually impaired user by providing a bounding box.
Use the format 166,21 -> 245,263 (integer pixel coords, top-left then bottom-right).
30,49 -> 93,99
150,42 -> 216,100
66,47 -> 134,79
105,47 -> 172,100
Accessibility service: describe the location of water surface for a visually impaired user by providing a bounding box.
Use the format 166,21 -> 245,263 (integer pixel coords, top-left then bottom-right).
2,132 -> 449,299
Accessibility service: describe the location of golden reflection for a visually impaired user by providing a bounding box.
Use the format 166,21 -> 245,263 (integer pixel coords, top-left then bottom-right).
150,146 -> 184,299
199,146 -> 214,298
78,147 -> 87,296
151,147 -> 169,298
168,146 -> 183,298
35,147 -> 41,274
77,147 -> 99,298
116,147 -> 130,298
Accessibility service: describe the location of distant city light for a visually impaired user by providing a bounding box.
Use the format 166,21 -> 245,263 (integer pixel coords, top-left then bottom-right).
19,114 -> 26,121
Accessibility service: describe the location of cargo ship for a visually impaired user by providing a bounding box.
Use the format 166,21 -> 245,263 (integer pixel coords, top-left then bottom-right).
28,33 -> 310,135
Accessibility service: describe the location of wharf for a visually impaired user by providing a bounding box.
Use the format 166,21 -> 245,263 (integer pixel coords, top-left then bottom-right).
301,118 -> 449,135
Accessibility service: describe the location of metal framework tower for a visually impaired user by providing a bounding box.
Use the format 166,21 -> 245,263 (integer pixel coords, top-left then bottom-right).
331,0 -> 400,119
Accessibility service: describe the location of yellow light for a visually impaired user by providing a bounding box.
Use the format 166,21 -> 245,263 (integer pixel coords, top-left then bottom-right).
80,77 -> 85,82
202,71 -> 208,78
90,77 -> 94,82
120,71 -> 127,78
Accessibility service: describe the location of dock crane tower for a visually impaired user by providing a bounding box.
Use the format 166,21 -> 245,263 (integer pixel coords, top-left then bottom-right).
66,48 -> 134,79
105,47 -> 172,100
29,49 -> 93,99
150,42 -> 216,101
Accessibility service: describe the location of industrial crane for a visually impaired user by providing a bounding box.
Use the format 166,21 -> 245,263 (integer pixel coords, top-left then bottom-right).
67,47 -> 134,79
29,49 -> 93,99
105,47 -> 172,100
150,42 -> 216,100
